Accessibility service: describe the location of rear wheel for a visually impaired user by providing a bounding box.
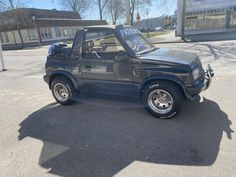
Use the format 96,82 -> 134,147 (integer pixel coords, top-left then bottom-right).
51,77 -> 77,105
142,81 -> 184,119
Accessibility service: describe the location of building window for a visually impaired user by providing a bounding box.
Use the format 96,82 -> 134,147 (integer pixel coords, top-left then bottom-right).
230,10 -> 236,28
63,28 -> 69,36
69,28 -> 75,35
55,27 -> 62,37
185,10 -> 226,31
0,33 -> 4,43
40,28 -> 52,39
75,27 -> 81,33
185,14 -> 204,30
28,29 -> 38,40
204,12 -> 225,29
4,32 -> 9,42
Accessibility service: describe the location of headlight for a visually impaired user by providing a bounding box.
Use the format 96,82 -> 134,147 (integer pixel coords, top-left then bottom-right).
192,68 -> 201,80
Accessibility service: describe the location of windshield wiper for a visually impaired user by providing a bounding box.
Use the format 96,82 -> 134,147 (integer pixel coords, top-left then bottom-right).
137,47 -> 158,55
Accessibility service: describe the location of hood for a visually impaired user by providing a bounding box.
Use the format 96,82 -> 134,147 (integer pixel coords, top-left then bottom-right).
140,48 -> 200,68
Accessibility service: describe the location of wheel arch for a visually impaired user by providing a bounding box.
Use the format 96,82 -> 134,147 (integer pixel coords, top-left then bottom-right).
49,71 -> 79,90
140,76 -> 188,99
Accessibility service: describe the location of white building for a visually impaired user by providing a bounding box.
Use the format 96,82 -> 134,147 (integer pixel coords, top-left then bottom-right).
177,0 -> 236,36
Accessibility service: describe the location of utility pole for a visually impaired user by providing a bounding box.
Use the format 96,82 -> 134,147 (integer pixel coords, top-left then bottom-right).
32,16 -> 42,47
146,10 -> 150,38
0,40 -> 6,71
181,0 -> 186,40
125,0 -> 131,25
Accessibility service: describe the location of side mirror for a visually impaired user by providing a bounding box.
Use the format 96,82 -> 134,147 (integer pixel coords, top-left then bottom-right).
117,50 -> 126,56
114,50 -> 129,63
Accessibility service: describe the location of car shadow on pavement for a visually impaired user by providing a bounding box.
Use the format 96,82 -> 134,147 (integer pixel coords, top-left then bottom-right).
18,96 -> 233,177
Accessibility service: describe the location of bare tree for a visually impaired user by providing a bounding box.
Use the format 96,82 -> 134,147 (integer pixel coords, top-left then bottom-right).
156,0 -> 175,14
0,0 -> 29,48
130,0 -> 152,25
0,0 -> 29,10
58,0 -> 91,17
128,0 -> 171,26
157,0 -> 168,7
0,1 -> 5,11
105,0 -> 124,25
92,0 -> 109,20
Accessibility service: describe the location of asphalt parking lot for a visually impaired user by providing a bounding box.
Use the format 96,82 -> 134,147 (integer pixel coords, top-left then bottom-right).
0,41 -> 236,177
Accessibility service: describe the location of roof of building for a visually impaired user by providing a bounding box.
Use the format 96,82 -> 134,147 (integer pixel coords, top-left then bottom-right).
186,0 -> 236,12
36,19 -> 107,28
0,8 -> 107,32
85,25 -> 117,29
84,25 -> 134,30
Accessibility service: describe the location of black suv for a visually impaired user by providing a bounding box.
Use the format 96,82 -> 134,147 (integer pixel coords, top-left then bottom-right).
44,25 -> 214,119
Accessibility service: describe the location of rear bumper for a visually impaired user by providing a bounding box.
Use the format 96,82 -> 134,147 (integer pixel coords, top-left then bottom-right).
186,64 -> 214,100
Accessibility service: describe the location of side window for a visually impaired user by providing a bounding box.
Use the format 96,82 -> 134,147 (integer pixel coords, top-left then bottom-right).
82,30 -> 124,58
4,32 -> 9,43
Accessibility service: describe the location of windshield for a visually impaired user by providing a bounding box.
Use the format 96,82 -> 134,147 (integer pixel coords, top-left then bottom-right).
118,27 -> 156,54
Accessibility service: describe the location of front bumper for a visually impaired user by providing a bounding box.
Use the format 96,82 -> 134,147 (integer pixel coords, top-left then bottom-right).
205,64 -> 214,89
186,64 -> 214,99
43,75 -> 50,84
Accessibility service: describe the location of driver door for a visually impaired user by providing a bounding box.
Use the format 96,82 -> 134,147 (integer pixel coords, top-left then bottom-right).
79,28 -> 134,95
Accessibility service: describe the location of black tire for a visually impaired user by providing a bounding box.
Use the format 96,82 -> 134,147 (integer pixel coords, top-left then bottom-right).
51,77 -> 78,105
142,81 -> 184,119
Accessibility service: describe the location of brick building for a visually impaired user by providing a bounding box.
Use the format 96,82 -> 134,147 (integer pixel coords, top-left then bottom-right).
0,8 -> 107,49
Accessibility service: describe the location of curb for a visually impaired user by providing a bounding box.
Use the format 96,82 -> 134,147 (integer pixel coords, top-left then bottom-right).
153,40 -> 187,44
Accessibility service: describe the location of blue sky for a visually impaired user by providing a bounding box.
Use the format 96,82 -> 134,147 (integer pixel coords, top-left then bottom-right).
30,0 -> 177,20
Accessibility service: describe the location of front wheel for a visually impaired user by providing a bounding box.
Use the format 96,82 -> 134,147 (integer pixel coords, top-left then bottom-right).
142,81 -> 184,119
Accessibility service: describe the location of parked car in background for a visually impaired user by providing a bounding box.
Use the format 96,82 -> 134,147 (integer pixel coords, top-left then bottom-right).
155,27 -> 162,31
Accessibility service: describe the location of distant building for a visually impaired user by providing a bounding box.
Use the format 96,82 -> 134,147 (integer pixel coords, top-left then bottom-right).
133,16 -> 176,31
0,8 -> 107,50
177,0 -> 236,36
134,17 -> 163,30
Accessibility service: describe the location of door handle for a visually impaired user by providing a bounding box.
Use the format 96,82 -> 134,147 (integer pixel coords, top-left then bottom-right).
92,51 -> 101,59
85,65 -> 91,69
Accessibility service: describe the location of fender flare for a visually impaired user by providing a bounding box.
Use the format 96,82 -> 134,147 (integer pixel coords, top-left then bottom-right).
48,70 -> 79,90
140,75 -> 189,99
